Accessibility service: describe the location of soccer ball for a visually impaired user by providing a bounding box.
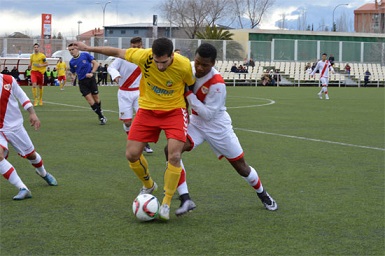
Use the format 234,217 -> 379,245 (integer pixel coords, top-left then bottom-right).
132,194 -> 160,221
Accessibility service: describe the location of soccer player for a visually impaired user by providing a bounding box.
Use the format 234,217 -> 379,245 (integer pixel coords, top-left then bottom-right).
56,57 -> 67,90
30,43 -> 48,106
74,37 -> 195,221
169,43 -> 277,216
310,53 -> 334,100
0,74 -> 58,200
68,43 -> 107,125
107,37 -> 153,153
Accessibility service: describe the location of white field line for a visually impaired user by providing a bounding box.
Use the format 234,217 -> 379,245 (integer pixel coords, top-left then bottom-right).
44,100 -> 384,151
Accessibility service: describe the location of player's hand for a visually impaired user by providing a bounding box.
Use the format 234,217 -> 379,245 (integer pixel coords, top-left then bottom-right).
29,114 -> 41,130
74,41 -> 88,51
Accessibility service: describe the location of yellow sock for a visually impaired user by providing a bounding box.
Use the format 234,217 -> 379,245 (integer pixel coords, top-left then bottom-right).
32,87 -> 37,99
162,163 -> 182,206
39,87 -> 44,101
129,154 -> 154,188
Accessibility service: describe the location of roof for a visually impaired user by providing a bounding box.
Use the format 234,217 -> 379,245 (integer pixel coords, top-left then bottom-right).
105,23 -> 177,28
79,28 -> 104,37
354,1 -> 385,13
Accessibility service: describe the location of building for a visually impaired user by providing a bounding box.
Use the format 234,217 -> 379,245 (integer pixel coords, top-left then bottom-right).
354,0 -> 385,33
104,23 -> 182,39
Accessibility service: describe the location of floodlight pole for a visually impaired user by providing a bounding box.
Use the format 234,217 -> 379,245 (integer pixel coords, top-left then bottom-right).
96,1 -> 112,27
332,3 -> 348,32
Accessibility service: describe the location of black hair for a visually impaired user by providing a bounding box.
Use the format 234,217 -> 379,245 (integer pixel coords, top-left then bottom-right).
322,53 -> 327,56
130,37 -> 142,44
195,43 -> 217,63
152,37 -> 173,57
33,43 -> 39,47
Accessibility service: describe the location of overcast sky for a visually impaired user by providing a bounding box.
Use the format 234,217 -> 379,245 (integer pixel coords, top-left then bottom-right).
0,0 -> 372,37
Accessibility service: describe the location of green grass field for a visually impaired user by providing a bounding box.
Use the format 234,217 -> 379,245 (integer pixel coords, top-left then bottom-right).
1,85 -> 384,256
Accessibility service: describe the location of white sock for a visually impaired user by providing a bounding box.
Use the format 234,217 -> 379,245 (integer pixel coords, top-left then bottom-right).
243,166 -> 264,193
0,159 -> 27,189
123,123 -> 130,133
176,160 -> 189,196
29,152 -> 47,177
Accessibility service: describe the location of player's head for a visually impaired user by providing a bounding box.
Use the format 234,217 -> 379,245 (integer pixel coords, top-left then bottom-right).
152,37 -> 174,72
130,37 -> 143,49
33,43 -> 40,53
194,43 -> 217,78
321,53 -> 327,61
67,43 -> 79,57
174,48 -> 181,54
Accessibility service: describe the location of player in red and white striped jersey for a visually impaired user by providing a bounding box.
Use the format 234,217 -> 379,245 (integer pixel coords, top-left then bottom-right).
310,53 -> 334,100
170,43 -> 277,216
107,37 -> 153,153
0,74 -> 57,200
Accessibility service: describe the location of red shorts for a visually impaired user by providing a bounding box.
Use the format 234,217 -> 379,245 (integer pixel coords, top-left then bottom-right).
31,70 -> 44,85
58,75 -> 66,81
128,108 -> 188,143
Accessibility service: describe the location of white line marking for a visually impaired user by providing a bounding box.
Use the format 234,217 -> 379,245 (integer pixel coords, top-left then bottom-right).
227,96 -> 276,109
234,128 -> 385,151
43,101 -> 118,113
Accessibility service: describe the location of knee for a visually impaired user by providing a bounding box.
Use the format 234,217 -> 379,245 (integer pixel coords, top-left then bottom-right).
167,151 -> 182,166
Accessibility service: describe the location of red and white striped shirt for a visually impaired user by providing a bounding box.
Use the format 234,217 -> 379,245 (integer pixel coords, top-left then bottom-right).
0,74 -> 33,131
107,58 -> 141,91
311,60 -> 334,78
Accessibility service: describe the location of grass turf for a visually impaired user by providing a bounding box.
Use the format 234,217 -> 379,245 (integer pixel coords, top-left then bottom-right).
1,85 -> 384,255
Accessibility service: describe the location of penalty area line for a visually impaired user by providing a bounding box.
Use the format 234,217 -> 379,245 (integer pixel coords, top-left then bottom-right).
234,128 -> 385,151
43,101 -> 118,113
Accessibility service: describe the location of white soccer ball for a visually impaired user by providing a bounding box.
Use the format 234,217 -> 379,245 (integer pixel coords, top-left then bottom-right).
132,194 -> 160,221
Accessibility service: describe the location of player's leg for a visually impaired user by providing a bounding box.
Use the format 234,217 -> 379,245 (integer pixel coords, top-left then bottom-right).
126,109 -> 159,195
38,74 -> 44,106
26,151 -> 57,186
323,79 -> 329,99
0,144 -> 31,200
31,71 -> 39,106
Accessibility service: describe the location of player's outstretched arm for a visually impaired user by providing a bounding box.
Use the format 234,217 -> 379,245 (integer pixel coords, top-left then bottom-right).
27,107 -> 41,130
74,41 -> 126,59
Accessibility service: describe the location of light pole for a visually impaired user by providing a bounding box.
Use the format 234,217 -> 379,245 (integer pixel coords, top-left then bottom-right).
332,3 -> 348,32
96,1 -> 112,27
77,20 -> 82,40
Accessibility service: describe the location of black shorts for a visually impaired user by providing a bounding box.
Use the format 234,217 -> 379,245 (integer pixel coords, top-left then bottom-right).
79,77 -> 99,97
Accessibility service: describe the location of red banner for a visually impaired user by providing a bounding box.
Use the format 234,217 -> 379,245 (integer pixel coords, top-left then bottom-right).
41,13 -> 52,39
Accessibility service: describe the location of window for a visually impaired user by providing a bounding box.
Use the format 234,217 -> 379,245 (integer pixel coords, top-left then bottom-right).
121,30 -> 126,35
134,30 -> 139,35
108,30 -> 113,34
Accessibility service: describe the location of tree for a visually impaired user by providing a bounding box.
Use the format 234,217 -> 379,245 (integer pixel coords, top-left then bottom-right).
158,0 -> 233,39
232,0 -> 275,29
195,25 -> 234,40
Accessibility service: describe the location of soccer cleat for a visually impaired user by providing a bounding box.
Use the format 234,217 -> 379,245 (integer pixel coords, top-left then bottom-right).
159,204 -> 170,221
99,117 -> 107,125
13,188 -> 32,200
33,99 -> 38,106
39,99 -> 43,106
317,92 -> 322,99
257,190 -> 278,211
139,182 -> 158,195
38,172 -> 58,186
143,145 -> 154,153
175,199 -> 196,216
325,95 -> 330,100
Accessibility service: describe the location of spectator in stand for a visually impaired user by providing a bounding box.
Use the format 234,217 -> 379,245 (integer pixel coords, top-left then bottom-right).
10,66 -> 20,81
248,58 -> 255,70
344,63 -> 351,77
328,54 -> 335,66
237,64 -> 248,73
261,69 -> 270,86
24,65 -> 32,85
364,70 -> 371,87
271,69 -> 281,86
1,67 -> 10,75
305,62 -> 312,73
44,67 -> 53,86
52,67 -> 58,85
230,63 -> 238,72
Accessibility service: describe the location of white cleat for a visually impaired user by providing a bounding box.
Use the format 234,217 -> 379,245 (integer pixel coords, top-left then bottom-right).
318,92 -> 322,99
159,204 -> 170,221
175,199 -> 196,216
138,182 -> 158,196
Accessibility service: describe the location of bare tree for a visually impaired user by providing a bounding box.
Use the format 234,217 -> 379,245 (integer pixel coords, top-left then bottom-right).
232,0 -> 275,29
158,0 -> 232,39
297,8 -> 307,31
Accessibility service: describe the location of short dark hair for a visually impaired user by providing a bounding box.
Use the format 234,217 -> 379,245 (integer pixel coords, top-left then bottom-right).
195,43 -> 217,63
130,37 -> 142,44
33,43 -> 39,47
68,43 -> 74,47
322,53 -> 327,56
152,37 -> 173,57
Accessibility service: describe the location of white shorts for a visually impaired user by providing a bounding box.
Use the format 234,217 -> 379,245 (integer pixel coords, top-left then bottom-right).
320,77 -> 329,86
118,89 -> 139,121
187,113 -> 243,161
0,127 -> 35,158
